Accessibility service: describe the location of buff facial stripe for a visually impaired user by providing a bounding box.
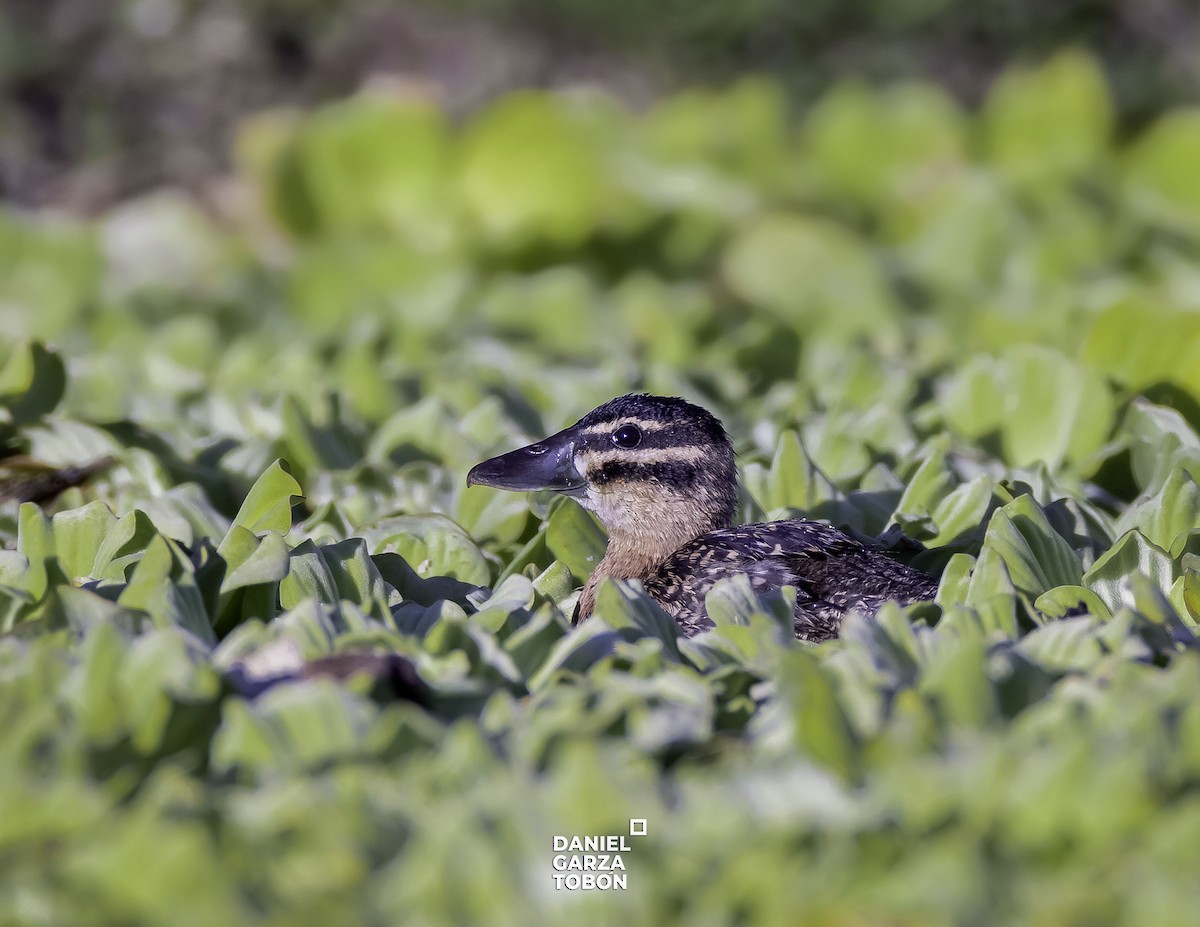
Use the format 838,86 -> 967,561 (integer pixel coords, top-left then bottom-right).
574,444 -> 708,469
576,418 -> 673,438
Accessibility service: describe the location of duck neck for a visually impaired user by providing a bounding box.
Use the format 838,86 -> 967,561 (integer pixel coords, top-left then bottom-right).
574,505 -> 727,623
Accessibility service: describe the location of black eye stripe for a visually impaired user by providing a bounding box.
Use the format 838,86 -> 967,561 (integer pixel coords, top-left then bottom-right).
589,460 -> 700,486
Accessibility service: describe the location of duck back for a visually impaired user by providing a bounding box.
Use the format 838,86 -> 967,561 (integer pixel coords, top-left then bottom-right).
644,520 -> 939,640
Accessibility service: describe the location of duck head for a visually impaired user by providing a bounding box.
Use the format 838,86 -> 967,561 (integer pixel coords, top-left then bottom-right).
468,393 -> 737,556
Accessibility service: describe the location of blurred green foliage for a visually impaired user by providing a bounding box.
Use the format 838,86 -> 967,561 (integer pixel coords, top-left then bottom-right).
5,54 -> 1200,924
4,0 -> 1199,206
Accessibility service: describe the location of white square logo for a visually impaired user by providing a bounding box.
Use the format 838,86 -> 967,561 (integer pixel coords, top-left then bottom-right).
629,818 -> 647,836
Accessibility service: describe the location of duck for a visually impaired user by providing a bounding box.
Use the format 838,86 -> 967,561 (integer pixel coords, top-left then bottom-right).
466,393 -> 938,641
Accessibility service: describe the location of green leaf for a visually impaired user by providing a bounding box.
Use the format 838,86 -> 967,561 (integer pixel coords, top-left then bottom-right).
0,342 -> 66,424
459,92 -> 607,247
1082,300 -> 1200,403
1124,108 -> 1200,233
983,51 -> 1112,185
775,649 -> 859,780
1123,399 -> 1200,492
941,346 -> 1114,471
1016,617 -> 1105,672
929,475 -> 995,546
223,459 -> 303,540
892,441 -> 954,527
722,213 -> 898,341
220,528 -> 290,592
118,534 -> 216,644
47,501 -> 117,582
545,499 -> 607,584
1084,530 -> 1175,616
918,637 -> 996,729
759,429 -> 814,511
1034,585 -> 1111,621
457,485 -> 531,548
980,495 -> 1083,599
593,579 -> 683,660
704,573 -> 794,637
291,93 -> 452,241
280,538 -> 395,621
360,513 -> 490,586
92,510 -> 161,581
1115,465 -> 1200,556
803,81 -> 965,202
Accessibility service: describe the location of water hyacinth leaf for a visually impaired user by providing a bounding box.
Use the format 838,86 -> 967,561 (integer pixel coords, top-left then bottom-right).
593,579 -> 683,661
1034,585 -> 1111,621
292,93 -> 452,240
16,502 -> 53,597
223,459 -> 303,540
929,475 -> 995,546
211,681 -> 379,776
705,573 -> 794,636
0,342 -> 66,425
803,81 -> 966,202
391,597 -> 470,640
983,51 -> 1112,185
16,500 -> 119,593
371,551 -> 481,610
52,501 -> 116,581
1114,465 -> 1200,556
1016,617 -> 1106,673
722,213 -> 898,340
69,621 -> 127,746
1124,109 -> 1200,234
118,534 -> 215,644
213,528 -> 290,633
92,510 -> 160,581
361,514 -> 490,586
220,528 -> 290,593
1129,572 -> 1191,632
457,485 -> 531,548
503,605 -> 568,679
919,636 -> 997,728
281,396 -> 363,473
459,92 -> 606,247
1000,346 -> 1114,470
0,546 -> 29,587
1183,571 -> 1200,624
526,620 -> 627,690
280,538 -> 394,621
1123,399 -> 1200,493
545,499 -> 607,584
936,552 -> 975,608
1082,300 -> 1200,403
963,545 -> 1021,636
980,495 -> 1083,598
938,355 -> 1004,441
118,629 -> 221,754
471,572 -> 536,622
774,649 -> 859,780
1084,530 -> 1175,615
280,539 -> 338,607
531,559 -> 575,604
940,346 -> 1114,470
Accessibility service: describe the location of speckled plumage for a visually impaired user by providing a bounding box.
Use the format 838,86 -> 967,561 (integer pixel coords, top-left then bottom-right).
644,521 -> 939,641
468,393 -> 939,641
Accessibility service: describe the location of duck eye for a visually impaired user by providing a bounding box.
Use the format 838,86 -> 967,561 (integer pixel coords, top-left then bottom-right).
611,424 -> 642,449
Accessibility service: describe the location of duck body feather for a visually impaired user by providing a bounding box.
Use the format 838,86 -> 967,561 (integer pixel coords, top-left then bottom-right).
643,519 -> 939,641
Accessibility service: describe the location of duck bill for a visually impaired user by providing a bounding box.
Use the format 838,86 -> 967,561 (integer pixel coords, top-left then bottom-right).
466,427 -> 585,493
